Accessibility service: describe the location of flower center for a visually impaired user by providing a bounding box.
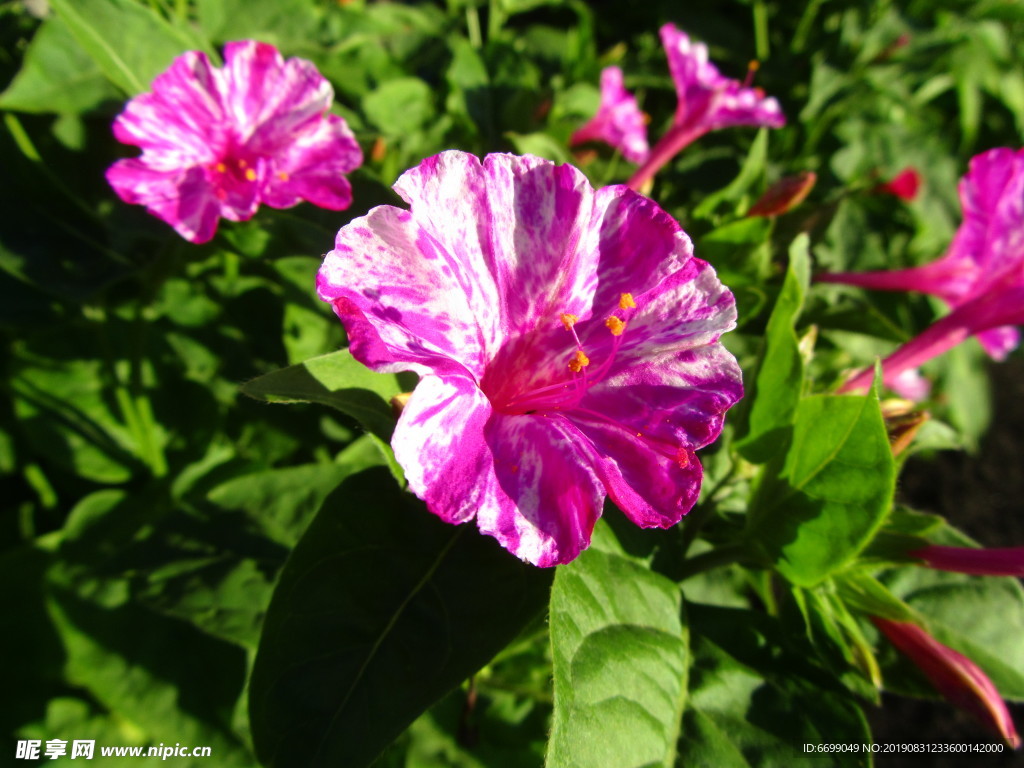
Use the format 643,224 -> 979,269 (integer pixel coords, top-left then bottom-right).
498,293 -> 637,416
209,155 -> 259,200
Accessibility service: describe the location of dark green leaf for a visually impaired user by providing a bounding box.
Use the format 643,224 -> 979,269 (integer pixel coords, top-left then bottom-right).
241,349 -> 404,441
249,467 -> 552,768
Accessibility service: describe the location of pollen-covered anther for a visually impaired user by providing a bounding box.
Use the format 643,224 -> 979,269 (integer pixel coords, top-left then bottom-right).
215,162 -> 227,173
277,171 -> 289,181
244,168 -> 257,181
605,315 -> 626,336
560,313 -> 579,331
619,292 -> 637,310
568,349 -> 590,372
676,447 -> 690,468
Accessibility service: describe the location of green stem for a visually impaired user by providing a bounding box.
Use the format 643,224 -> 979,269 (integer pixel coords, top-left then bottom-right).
676,542 -> 748,581
752,0 -> 770,61
465,4 -> 483,48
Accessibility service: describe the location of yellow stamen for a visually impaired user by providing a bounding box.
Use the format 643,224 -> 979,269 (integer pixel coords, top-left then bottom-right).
748,59 -> 760,73
215,162 -> 227,173
560,313 -> 579,331
245,168 -> 257,181
605,316 -> 626,336
568,349 -> 590,373
619,292 -> 636,309
277,171 -> 290,181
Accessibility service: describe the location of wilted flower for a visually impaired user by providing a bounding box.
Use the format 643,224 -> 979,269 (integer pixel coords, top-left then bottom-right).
910,545 -> 1024,576
872,617 -> 1020,748
872,167 -> 921,201
570,66 -> 649,164
628,24 -> 785,191
825,148 -> 1024,393
107,41 -> 362,243
747,171 -> 816,217
318,151 -> 743,566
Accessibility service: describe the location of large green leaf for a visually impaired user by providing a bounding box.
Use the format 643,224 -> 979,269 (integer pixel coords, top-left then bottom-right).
546,546 -> 688,768
241,349 -> 405,441
248,467 -> 552,768
747,392 -> 895,586
679,604 -> 870,768
0,16 -> 119,114
735,235 -> 810,463
48,0 -> 209,96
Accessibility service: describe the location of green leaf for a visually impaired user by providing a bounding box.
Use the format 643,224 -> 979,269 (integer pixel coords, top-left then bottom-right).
680,604 -> 870,767
735,235 -> 810,463
249,467 -> 552,768
546,546 -> 687,768
692,129 -> 768,219
363,78 -> 436,136
241,349 -> 404,441
0,16 -> 119,114
747,392 -> 896,587
195,0 -> 321,49
47,0 -> 209,96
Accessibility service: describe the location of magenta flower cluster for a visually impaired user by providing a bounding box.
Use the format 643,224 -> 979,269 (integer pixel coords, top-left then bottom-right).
107,41 -> 362,243
317,151 -> 743,566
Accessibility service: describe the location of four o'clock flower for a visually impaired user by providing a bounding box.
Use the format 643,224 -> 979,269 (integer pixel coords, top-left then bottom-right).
317,151 -> 742,567
570,66 -> 650,164
872,617 -> 1020,748
872,167 -> 921,201
107,41 -> 363,243
628,24 -> 785,191
910,544 -> 1024,576
828,148 -> 1024,393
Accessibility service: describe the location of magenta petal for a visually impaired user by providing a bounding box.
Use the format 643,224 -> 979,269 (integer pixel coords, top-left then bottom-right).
220,41 -> 332,152
261,115 -> 362,210
571,416 -> 702,527
481,414 -> 605,567
395,152 -> 600,341
105,161 -> 222,243
393,375 -> 498,525
977,325 -> 1020,360
911,545 -> 1024,576
570,66 -> 649,164
111,51 -> 225,165
317,204 -> 493,377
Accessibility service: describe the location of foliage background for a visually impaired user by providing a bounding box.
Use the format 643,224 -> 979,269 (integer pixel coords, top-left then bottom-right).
2,0 -> 1023,766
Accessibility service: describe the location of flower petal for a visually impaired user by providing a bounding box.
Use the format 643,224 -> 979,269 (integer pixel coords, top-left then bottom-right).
105,161 -> 223,243
111,50 -> 226,167
220,41 -> 333,152
481,413 -> 605,567
317,204 -> 493,377
570,416 -> 703,528
570,66 -> 649,164
393,375 -> 498,525
261,115 -> 363,210
395,151 -> 600,341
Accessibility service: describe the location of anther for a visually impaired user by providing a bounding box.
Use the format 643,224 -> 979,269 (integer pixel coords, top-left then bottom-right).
278,171 -> 289,181
619,293 -> 636,310
215,162 -> 227,173
605,316 -> 626,336
743,60 -> 760,88
245,168 -> 257,181
568,350 -> 590,372
560,313 -> 579,331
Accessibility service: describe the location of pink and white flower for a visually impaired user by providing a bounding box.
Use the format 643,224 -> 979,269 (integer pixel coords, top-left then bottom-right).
107,41 -> 363,243
317,151 -> 742,566
829,148 -> 1024,393
873,617 -> 1020,748
570,66 -> 649,164
628,24 -> 785,191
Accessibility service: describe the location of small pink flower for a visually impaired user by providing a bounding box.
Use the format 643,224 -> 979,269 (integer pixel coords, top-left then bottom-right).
107,41 -> 362,243
317,151 -> 743,566
823,148 -> 1024,393
628,24 -> 785,191
873,167 -> 921,201
910,545 -> 1024,576
570,67 -> 649,164
872,617 -> 1020,748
